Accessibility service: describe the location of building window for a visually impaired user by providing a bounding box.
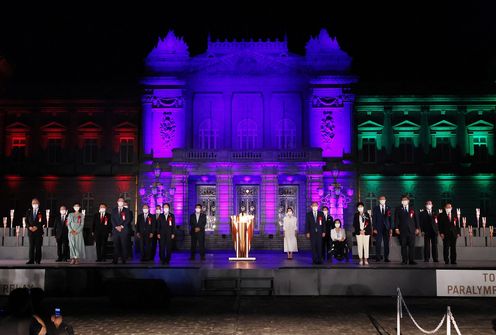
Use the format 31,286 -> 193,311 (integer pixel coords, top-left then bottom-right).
365,192 -> 377,210
473,136 -> 488,161
11,138 -> 26,163
399,137 -> 414,163
47,138 -> 62,164
440,191 -> 452,206
119,138 -> 134,164
436,137 -> 452,162
199,119 -> 218,150
237,119 -> 257,150
361,138 -> 376,163
480,192 -> 489,216
45,194 -> 57,213
276,119 -> 296,150
83,139 -> 97,164
82,192 -> 94,215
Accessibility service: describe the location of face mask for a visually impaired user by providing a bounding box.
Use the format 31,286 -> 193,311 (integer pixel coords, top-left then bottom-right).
379,200 -> 386,205
99,208 -> 106,213
312,207 -> 318,211
117,201 -> 124,207
445,208 -> 452,214
60,210 -> 66,216
323,210 -> 328,215
287,212 -> 293,216
164,208 -> 170,214
426,204 -> 432,210
334,223 -> 340,228
156,210 -> 161,215
143,209 -> 149,214
32,204 -> 39,209
195,208 -> 201,213
73,207 -> 80,212
401,201 -> 408,206
358,206 -> 364,212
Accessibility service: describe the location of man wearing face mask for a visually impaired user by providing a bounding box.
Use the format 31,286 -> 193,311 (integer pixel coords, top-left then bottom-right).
136,204 -> 156,262
26,198 -> 45,264
151,205 -> 163,260
53,205 -> 70,262
419,200 -> 439,263
92,203 -> 111,262
438,202 -> 461,265
189,204 -> 207,261
157,203 -> 175,264
321,206 -> 333,261
394,195 -> 420,265
372,195 -> 393,262
111,197 -> 131,264
305,202 -> 325,265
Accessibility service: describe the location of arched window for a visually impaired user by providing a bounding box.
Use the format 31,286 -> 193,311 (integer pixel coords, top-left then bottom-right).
199,119 -> 218,150
237,119 -> 258,150
276,119 -> 296,149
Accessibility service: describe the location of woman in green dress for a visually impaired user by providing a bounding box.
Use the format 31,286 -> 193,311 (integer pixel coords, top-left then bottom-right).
68,202 -> 86,264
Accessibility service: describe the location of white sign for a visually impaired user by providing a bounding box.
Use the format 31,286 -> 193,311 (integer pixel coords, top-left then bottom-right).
437,270 -> 496,297
0,269 -> 45,296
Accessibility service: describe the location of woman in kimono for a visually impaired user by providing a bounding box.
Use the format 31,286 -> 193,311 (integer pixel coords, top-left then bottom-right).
68,202 -> 86,264
283,207 -> 298,259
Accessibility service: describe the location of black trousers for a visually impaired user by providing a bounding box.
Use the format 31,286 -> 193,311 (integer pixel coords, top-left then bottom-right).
28,234 -> 43,263
56,237 -> 69,260
443,236 -> 457,263
138,233 -> 153,260
322,237 -> 330,260
150,236 -> 158,259
400,233 -> 415,262
375,228 -> 390,259
310,233 -> 323,264
424,234 -> 438,261
159,236 -> 173,262
113,232 -> 128,261
95,233 -> 108,261
190,231 -> 205,257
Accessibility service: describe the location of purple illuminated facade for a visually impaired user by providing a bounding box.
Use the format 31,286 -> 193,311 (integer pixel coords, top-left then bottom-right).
140,29 -> 357,234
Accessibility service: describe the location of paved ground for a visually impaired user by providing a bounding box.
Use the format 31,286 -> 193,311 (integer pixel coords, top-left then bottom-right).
3,296 -> 493,335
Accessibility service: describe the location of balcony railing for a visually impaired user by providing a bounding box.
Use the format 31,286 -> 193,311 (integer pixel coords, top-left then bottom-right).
172,148 -> 322,162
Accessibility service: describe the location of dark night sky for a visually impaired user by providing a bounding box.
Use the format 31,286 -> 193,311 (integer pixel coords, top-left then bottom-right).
1,1 -> 496,97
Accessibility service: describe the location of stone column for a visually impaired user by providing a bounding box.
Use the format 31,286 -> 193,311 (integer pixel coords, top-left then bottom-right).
171,172 -> 188,228
216,171 -> 233,235
261,173 -> 278,236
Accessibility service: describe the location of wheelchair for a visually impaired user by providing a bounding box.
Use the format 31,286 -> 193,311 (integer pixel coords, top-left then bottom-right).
328,239 -> 350,261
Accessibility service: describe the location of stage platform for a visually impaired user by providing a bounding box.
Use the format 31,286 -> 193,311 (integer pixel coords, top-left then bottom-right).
1,251 -> 494,298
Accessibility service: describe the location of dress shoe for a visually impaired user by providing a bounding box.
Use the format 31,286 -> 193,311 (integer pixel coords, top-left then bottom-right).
445,261 -> 450,265
409,261 -> 417,265
433,259 -> 439,263
384,258 -> 390,262
451,261 -> 457,265
55,259 -> 62,262
401,261 -> 408,265
375,257 -> 381,262
35,261 -> 41,264
26,261 -> 34,265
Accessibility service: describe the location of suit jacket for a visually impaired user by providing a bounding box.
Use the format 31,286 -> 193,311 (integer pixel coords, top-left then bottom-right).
438,212 -> 460,238
25,207 -> 45,236
53,214 -> 69,240
322,213 -> 333,238
419,209 -> 439,237
305,211 -> 325,236
353,212 -> 372,235
111,207 -> 132,234
372,205 -> 393,231
394,206 -> 419,236
157,213 -> 176,237
136,213 -> 156,236
189,213 -> 206,234
92,212 -> 112,236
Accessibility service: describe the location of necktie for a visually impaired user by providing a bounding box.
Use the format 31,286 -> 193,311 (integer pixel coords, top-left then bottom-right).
404,206 -> 407,212
33,210 -> 37,220
313,212 -> 317,221
448,213 -> 451,221
381,206 -> 384,215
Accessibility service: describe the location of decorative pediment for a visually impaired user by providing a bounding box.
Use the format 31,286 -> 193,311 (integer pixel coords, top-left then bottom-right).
40,122 -> 67,132
78,121 -> 102,132
6,122 -> 30,132
429,120 -> 457,131
358,120 -> 384,131
467,120 -> 494,131
392,120 -> 421,131
114,121 -> 137,131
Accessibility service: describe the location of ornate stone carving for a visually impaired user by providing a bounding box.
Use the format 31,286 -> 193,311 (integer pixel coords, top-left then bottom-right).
152,96 -> 184,108
312,95 -> 344,108
320,111 -> 335,143
159,112 -> 176,147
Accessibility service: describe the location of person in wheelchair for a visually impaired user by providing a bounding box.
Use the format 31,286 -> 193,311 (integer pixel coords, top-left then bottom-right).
330,219 -> 349,261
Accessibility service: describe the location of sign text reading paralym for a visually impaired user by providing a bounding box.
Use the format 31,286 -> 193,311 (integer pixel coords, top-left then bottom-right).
436,270 -> 496,297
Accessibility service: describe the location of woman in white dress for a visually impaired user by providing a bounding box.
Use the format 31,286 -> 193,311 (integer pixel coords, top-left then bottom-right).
283,207 -> 298,259
68,203 -> 86,265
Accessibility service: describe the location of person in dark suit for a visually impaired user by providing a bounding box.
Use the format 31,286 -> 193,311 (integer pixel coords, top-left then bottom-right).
92,203 -> 111,262
438,202 -> 461,265
124,201 -> 134,260
394,195 -> 420,265
151,205 -> 163,260
372,195 -> 393,262
157,203 -> 176,264
189,204 -> 206,261
111,197 -> 131,264
53,205 -> 70,262
321,206 -> 333,261
136,204 -> 156,262
419,200 -> 439,262
26,198 -> 45,264
305,202 -> 325,265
